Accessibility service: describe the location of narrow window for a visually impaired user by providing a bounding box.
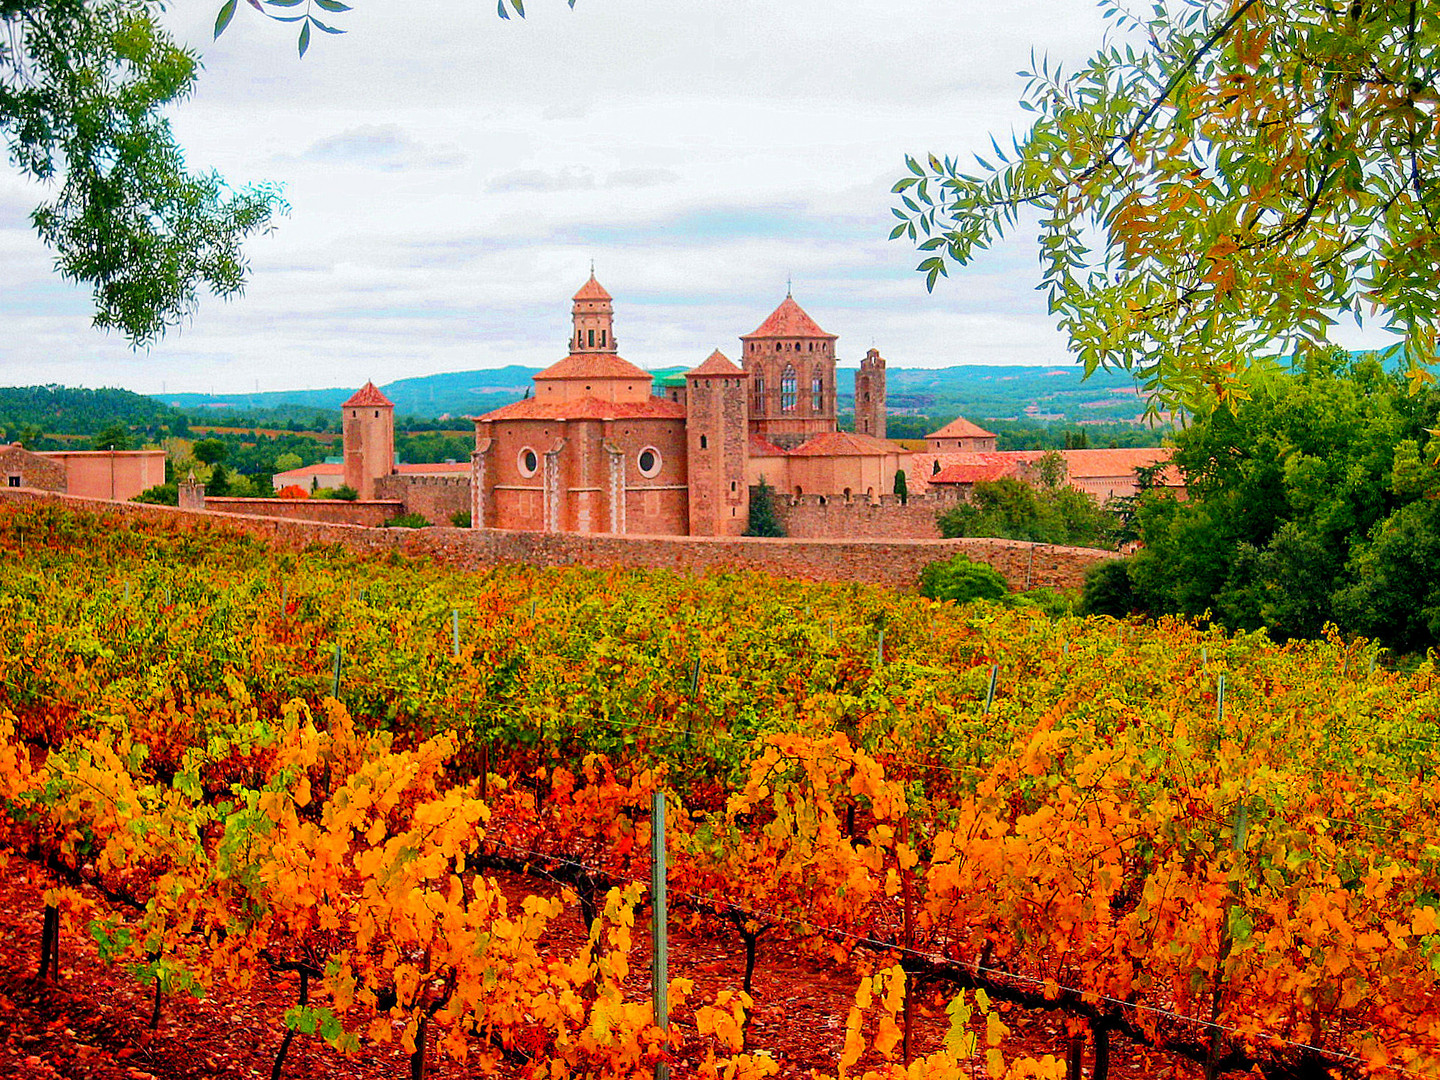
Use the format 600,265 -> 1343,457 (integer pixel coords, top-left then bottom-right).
588,329 -> 595,347
374,410 -> 379,418
812,372 -> 823,411
781,366 -> 797,411
700,435 -> 708,449
730,480 -> 737,492
600,330 -> 607,346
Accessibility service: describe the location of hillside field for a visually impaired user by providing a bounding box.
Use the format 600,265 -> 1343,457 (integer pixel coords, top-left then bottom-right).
0,503 -> 1437,1080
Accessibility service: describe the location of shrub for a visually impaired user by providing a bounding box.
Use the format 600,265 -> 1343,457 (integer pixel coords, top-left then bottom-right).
1007,587 -> 1078,619
384,512 -> 430,529
277,484 -> 309,500
450,509 -> 472,528
332,485 -> 359,501
132,483 -> 178,506
918,554 -> 1009,605
1079,558 -> 1137,617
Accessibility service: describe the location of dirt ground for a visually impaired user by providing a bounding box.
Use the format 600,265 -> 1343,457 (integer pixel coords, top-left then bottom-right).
0,859 -> 1194,1079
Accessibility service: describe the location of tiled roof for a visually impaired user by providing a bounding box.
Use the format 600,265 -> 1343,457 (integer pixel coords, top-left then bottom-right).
687,350 -> 745,377
926,416 -> 995,440
931,462 -> 1020,484
343,381 -> 393,408
749,434 -> 789,457
742,296 -> 836,340
1061,447 -> 1178,481
474,396 -> 687,423
536,353 -> 651,381
273,462 -> 343,481
788,431 -> 906,457
572,274 -> 612,302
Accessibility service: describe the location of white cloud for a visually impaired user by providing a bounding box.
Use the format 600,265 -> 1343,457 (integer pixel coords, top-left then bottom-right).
5,0 -> 1394,397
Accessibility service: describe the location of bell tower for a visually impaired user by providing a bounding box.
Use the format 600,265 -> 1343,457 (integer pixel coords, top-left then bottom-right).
854,348 -> 887,439
571,271 -> 617,354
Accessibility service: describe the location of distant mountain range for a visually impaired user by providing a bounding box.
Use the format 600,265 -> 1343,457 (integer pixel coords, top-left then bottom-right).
163,364 -> 1162,426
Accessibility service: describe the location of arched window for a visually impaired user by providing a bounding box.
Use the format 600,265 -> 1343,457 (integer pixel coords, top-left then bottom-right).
781,365 -> 797,411
700,434 -> 708,450
812,372 -> 823,411
754,376 -> 765,413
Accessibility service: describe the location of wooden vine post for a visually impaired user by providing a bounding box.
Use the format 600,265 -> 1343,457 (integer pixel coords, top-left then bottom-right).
900,790 -> 914,1066
651,791 -> 670,1080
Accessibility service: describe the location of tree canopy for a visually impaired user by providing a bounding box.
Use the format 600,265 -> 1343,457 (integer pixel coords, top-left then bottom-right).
2,0 -> 286,344
1108,351 -> 1440,652
893,0 -> 1440,410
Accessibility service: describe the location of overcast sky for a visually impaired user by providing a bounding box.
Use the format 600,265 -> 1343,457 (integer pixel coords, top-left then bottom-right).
0,0 -> 1394,395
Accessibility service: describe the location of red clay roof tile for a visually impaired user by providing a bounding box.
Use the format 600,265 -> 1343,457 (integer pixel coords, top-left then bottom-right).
473,396 -> 687,423
572,274 -> 612,302
788,431 -> 905,457
536,353 -> 651,381
926,416 -> 995,440
742,296 -> 836,340
343,381 -> 393,408
687,350 -> 745,377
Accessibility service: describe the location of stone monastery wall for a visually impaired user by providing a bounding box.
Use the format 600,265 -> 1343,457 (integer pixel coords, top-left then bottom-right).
0,488 -> 1117,591
771,488 -> 968,541
201,497 -> 403,526
374,475 -> 470,525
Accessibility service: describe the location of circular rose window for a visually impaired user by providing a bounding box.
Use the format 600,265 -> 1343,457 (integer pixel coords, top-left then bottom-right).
518,447 -> 539,477
637,447 -> 662,478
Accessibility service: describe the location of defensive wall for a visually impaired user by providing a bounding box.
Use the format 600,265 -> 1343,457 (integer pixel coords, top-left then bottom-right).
374,474 -> 470,525
0,487 -> 1118,591
199,497 -> 403,527
770,488 -> 967,541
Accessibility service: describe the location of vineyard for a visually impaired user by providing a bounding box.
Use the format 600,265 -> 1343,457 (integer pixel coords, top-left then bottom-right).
1,502 -> 1439,1080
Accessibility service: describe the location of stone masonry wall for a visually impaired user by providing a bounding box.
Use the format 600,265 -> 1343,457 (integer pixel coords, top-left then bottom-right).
0,445 -> 66,492
0,487 -> 1118,591
200,497 -> 402,526
770,488 -> 968,541
375,475 -> 471,525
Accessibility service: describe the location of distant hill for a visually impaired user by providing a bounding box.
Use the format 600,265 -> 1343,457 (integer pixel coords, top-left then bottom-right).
0,385 -> 188,439
161,366 -> 540,421
159,364 -> 1163,426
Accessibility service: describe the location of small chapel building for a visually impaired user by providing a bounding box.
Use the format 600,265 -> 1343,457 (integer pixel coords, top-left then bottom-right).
467,274 -> 905,536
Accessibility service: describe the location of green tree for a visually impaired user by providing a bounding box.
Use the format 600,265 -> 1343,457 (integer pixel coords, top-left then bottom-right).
893,468 -> 908,505
937,473 -> 1115,548
91,423 -> 131,451
3,0 -> 284,343
744,478 -> 785,538
191,438 -> 229,465
1124,355 -> 1440,649
893,1 -> 1440,409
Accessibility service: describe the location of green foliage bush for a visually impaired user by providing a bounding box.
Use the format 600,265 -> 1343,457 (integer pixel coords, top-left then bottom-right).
918,554 -> 1009,605
132,483 -> 178,506
936,457 -> 1117,549
450,509 -> 472,528
1079,559 -> 1136,618
1007,587 -> 1078,619
384,513 -> 430,529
